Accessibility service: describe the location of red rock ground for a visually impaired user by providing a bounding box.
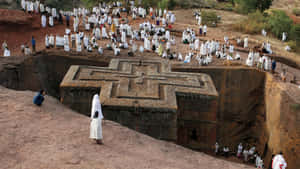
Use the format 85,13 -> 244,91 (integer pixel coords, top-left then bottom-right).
0,9 -> 69,56
0,86 -> 255,169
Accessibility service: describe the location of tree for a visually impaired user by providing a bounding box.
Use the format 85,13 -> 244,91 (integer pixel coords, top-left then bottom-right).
80,0 -> 111,8
267,10 -> 293,38
44,0 -> 79,10
234,0 -> 273,13
256,0 -> 272,12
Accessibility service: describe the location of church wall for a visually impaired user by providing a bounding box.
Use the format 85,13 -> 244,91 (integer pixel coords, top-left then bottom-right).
172,66 -> 266,149
177,94 -> 218,151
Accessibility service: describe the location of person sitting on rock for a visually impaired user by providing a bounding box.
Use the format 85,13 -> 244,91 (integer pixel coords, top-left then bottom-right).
33,90 -> 46,106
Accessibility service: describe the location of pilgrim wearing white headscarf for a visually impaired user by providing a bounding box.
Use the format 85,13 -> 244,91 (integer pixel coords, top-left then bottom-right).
90,94 -> 104,144
272,153 -> 287,169
41,15 -> 47,28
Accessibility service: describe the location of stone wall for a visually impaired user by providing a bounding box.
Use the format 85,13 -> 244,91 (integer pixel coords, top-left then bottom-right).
172,66 -> 266,148
263,74 -> 300,169
0,52 -> 108,98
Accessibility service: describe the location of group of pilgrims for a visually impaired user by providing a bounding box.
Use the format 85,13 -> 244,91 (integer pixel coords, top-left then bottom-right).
38,0 -> 180,58
215,142 -> 287,169
215,142 -> 264,168
3,0 -> 278,74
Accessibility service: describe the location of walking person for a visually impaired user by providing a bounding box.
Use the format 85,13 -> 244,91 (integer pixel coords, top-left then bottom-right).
90,94 -> 104,144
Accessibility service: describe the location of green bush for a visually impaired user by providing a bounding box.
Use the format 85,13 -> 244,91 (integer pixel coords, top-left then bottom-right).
157,0 -> 169,10
202,10 -> 219,27
215,2 -> 234,11
267,10 -> 293,38
168,0 -> 177,9
232,11 -> 267,34
293,8 -> 300,16
234,0 -> 272,14
290,24 -> 300,46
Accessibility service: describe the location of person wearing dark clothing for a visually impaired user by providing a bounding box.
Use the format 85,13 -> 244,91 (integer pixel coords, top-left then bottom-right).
31,36 -> 36,53
271,59 -> 276,74
33,90 -> 45,106
66,15 -> 70,27
59,13 -> 63,24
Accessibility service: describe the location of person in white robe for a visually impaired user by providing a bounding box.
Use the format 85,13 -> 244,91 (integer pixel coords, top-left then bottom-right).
159,8 -> 162,17
49,16 -> 54,27
64,35 -> 70,52
178,53 -> 183,61
144,37 -> 151,51
243,149 -> 249,162
52,8 -> 57,19
244,36 -> 248,48
237,143 -> 243,158
29,2 -> 34,13
41,15 -> 46,28
256,155 -> 263,168
48,34 -> 54,48
162,18 -> 166,27
166,41 -> 171,52
266,41 -> 272,54
162,51 -> 167,58
262,29 -> 267,37
170,14 -> 176,24
21,0 -> 26,11
165,30 -> 170,41
203,25 -> 207,36
95,27 -> 101,40
3,47 -> 10,57
272,153 -> 287,169
226,54 -> 233,61
139,45 -> 144,53
85,23 -> 90,31
282,32 -> 287,41
24,45 -> 31,55
98,47 -> 103,54
184,53 -> 192,63
76,36 -> 82,52
102,26 -> 108,39
194,39 -> 199,51
132,42 -> 137,53
121,30 -> 126,43
114,46 -> 120,56
197,15 -> 202,25
45,35 -> 49,48
200,42 -> 206,56
235,53 -> 241,60
285,45 -> 291,51
40,3 -> 44,13
83,35 -> 89,49
246,50 -> 254,66
215,142 -> 219,155
90,94 -> 104,144
207,54 -> 212,63
248,146 -> 256,156
73,17 -> 79,33
229,44 -> 234,56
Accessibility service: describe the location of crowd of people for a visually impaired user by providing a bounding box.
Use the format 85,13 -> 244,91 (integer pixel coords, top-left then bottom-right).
0,0 -> 291,78
215,142 -> 263,168
215,142 -> 287,169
